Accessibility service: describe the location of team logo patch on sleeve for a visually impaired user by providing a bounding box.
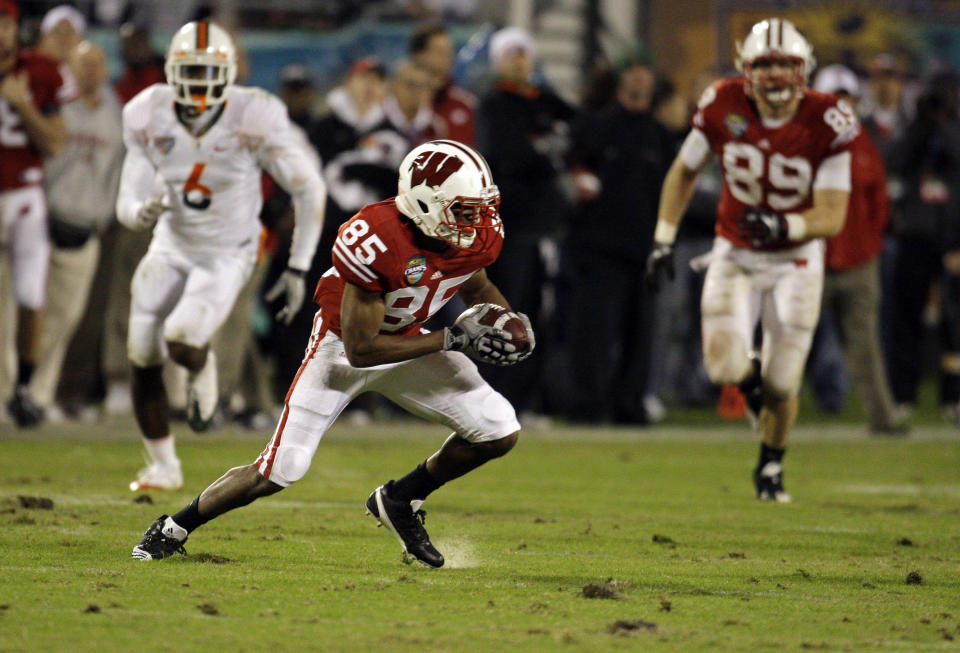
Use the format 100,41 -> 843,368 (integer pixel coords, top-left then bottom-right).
724,114 -> 749,138
153,136 -> 176,154
404,256 -> 428,284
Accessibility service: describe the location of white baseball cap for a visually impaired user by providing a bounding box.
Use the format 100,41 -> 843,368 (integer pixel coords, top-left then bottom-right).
813,63 -> 860,97
41,5 -> 87,36
489,27 -> 535,68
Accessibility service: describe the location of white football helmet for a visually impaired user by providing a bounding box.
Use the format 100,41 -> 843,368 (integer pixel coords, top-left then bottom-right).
396,140 -> 502,250
736,18 -> 816,107
165,20 -> 237,110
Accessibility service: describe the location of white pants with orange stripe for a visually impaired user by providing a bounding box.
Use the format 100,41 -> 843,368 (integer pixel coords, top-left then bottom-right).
256,315 -> 521,487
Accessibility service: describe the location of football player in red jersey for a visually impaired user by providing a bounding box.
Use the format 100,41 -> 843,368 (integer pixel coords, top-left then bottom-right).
646,18 -> 858,502
0,0 -> 66,427
132,140 -> 535,567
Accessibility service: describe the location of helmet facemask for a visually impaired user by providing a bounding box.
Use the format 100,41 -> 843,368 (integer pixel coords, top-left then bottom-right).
170,61 -> 232,110
745,55 -> 807,109
433,185 -> 501,249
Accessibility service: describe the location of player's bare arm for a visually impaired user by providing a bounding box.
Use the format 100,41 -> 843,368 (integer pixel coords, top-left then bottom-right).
456,267 -> 511,309
646,150 -> 705,290
793,187 -> 849,238
340,282 -> 446,367
656,155 -> 702,238
0,72 -> 65,156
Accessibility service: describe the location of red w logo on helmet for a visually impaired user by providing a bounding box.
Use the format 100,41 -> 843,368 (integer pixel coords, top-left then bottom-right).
409,151 -> 464,187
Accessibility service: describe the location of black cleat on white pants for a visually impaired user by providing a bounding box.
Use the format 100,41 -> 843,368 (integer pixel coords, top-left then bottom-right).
366,482 -> 444,568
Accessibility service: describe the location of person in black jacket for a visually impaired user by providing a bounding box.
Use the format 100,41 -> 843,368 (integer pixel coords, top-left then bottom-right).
887,74 -> 960,421
475,27 -> 576,423
562,52 -> 677,423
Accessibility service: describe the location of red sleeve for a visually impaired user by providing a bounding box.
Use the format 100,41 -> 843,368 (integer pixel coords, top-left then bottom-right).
330,208 -> 404,293
817,94 -> 860,156
23,52 -> 64,114
690,79 -> 741,153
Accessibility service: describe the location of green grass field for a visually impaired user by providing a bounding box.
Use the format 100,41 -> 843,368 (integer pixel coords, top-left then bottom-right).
1,414 -> 959,652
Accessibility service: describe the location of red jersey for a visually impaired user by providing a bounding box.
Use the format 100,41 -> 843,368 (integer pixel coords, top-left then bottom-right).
692,78 -> 859,250
825,130 -> 888,270
313,198 -> 503,338
433,83 -> 476,146
0,49 -> 64,191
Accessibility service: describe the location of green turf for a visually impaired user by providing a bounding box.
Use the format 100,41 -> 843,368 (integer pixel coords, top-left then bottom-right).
1,417 -> 959,652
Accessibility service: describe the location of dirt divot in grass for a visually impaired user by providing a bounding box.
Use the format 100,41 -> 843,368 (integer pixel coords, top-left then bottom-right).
17,496 -> 53,509
197,603 -> 219,615
906,571 -> 922,585
582,578 -> 630,599
652,534 -> 676,548
83,604 -> 100,614
608,619 -> 656,634
133,495 -> 153,504
190,553 -> 234,564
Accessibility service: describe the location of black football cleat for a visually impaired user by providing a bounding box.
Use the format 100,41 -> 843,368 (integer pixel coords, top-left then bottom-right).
132,515 -> 188,560
753,462 -> 792,503
7,385 -> 44,428
366,482 -> 444,568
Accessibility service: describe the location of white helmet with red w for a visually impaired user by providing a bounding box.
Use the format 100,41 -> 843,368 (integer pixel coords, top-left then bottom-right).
396,140 -> 502,250
736,18 -> 816,107
165,20 -> 237,110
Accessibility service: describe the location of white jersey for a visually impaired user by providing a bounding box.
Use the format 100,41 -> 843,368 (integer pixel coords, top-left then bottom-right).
116,84 -> 325,269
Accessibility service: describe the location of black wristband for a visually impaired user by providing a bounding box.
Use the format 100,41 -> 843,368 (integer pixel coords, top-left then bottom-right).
287,266 -> 307,277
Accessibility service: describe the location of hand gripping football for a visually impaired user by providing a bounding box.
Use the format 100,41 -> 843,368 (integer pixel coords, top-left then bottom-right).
444,303 -> 535,365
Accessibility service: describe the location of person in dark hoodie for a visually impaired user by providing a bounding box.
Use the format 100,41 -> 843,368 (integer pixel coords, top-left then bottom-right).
562,44 -> 676,423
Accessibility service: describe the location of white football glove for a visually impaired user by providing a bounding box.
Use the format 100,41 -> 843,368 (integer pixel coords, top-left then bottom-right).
133,198 -> 169,231
265,267 -> 307,326
442,305 -> 518,366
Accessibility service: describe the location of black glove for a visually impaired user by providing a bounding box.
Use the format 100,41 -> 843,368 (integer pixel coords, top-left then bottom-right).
644,243 -> 675,292
739,208 -> 789,248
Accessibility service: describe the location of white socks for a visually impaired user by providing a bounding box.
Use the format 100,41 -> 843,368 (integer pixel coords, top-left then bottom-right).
162,516 -> 188,541
144,434 -> 178,466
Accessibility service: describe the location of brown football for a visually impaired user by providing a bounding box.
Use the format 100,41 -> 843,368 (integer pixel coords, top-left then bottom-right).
457,303 -> 530,351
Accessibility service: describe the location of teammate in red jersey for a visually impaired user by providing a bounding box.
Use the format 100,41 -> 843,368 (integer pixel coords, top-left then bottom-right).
646,18 -> 857,502
0,0 -> 66,427
132,140 -> 535,567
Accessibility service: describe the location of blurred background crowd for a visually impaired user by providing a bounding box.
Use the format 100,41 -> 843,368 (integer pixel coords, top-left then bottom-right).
3,0 -> 960,432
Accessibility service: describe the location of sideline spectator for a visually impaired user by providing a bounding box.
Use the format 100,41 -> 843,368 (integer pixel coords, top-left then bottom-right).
36,4 -> 82,102
563,48 -> 674,424
258,62 -> 328,408
114,22 -> 164,104
476,26 -> 576,423
29,41 -> 122,421
383,59 -> 439,146
810,64 -> 907,434
0,0 -> 66,427
649,69 -> 723,412
409,22 -> 476,145
887,73 -> 960,421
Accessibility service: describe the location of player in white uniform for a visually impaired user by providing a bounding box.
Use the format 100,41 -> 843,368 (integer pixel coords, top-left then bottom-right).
116,21 -> 325,492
